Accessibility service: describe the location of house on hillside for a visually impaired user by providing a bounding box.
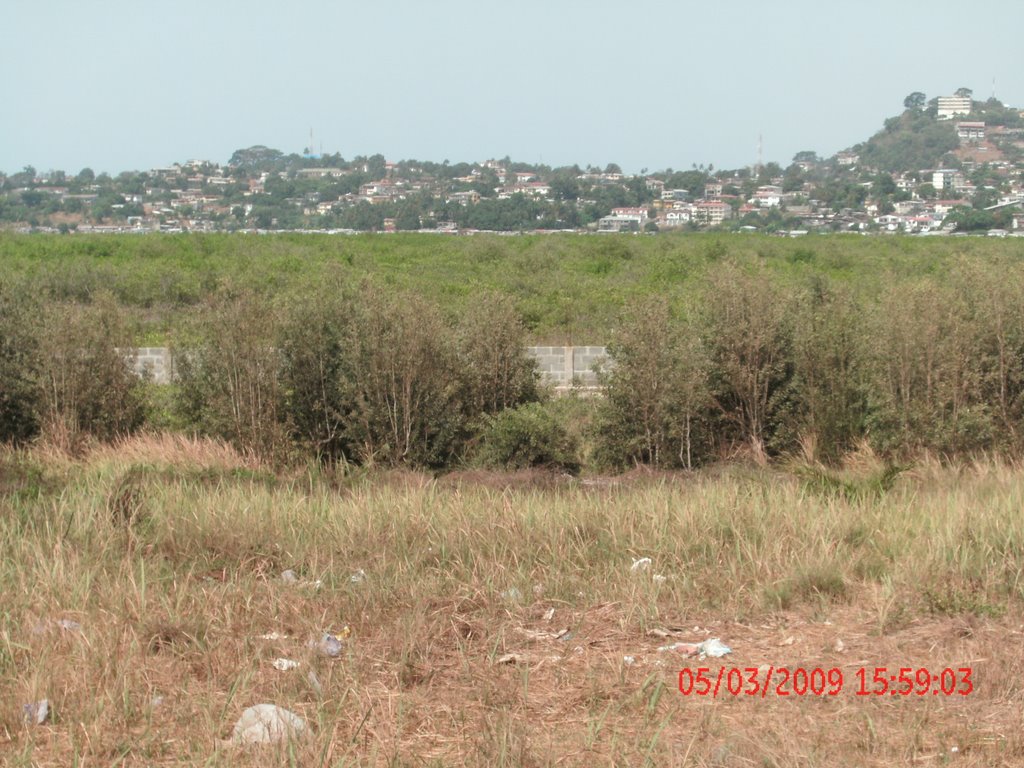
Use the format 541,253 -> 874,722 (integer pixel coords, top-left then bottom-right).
938,95 -> 972,120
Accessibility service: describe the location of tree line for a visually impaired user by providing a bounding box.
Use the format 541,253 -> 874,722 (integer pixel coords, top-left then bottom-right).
6,259 -> 1024,470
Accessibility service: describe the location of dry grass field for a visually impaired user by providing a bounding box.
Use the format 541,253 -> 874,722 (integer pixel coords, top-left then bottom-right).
3,434 -> 1024,766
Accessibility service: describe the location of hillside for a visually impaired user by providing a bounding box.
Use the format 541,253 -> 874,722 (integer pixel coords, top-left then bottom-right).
854,109 -> 959,172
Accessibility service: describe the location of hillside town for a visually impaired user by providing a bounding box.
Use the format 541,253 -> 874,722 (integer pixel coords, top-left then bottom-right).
3,92 -> 1023,237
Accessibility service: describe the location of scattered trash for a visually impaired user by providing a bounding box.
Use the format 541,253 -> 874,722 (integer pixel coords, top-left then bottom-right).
257,632 -> 288,641
150,695 -> 165,710
542,608 -> 555,622
56,619 -> 81,632
314,632 -> 345,658
781,636 -> 795,646
697,638 -> 732,658
495,652 -> 560,666
655,638 -> 732,658
623,655 -> 636,666
271,658 -> 301,671
349,569 -> 366,584
500,588 -> 523,602
532,583 -> 545,596
647,627 -> 689,639
306,669 -> 323,696
559,631 -> 574,642
631,557 -> 652,572
515,627 -> 571,641
657,642 -> 700,655
652,574 -> 668,584
231,704 -> 308,746
950,746 -> 959,754
758,663 -> 771,674
833,638 -> 845,653
23,699 -> 48,725
281,569 -> 322,589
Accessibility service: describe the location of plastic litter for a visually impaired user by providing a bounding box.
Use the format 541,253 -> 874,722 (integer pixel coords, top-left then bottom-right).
281,570 -> 322,589
231,704 -> 307,745
314,632 -> 345,658
150,695 -> 165,709
631,557 -> 652,572
271,658 -> 301,671
349,569 -> 366,584
542,608 -> 555,622
652,574 -> 668,584
257,631 -> 288,641
833,638 -> 845,653
23,699 -> 48,725
56,619 -> 81,632
500,588 -> 523,602
495,652 -> 559,665
623,655 -> 636,666
515,627 -> 571,641
697,638 -> 732,658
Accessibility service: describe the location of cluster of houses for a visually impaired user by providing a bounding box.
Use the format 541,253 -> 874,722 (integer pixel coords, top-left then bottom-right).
5,98 -> 1024,235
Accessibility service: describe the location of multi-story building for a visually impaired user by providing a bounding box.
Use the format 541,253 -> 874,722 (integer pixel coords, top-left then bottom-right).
693,200 -> 730,226
956,122 -> 986,141
937,95 -> 972,120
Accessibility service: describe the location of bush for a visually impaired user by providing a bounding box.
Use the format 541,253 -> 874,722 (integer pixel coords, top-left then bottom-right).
595,297 -> 710,469
37,294 -> 145,447
344,285 -> 464,468
278,289 -> 354,463
175,289 -> 289,461
787,280 -> 870,462
0,282 -> 41,443
699,263 -> 794,458
475,402 -> 580,473
457,291 -> 540,419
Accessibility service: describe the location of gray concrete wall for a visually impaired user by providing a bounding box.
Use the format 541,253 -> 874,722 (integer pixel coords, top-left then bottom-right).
129,346 -> 609,389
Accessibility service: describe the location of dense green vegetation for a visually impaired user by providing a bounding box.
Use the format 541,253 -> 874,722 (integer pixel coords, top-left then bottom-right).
1,231 -> 1022,343
3,232 -> 1024,470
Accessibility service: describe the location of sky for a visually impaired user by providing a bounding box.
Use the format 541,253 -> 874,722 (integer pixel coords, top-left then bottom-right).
2,0 -> 1021,176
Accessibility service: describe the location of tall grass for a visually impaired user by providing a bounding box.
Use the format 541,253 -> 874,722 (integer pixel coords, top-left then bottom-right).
3,438 -> 1024,763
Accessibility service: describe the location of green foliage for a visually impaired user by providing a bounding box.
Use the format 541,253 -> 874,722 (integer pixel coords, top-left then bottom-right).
787,280 -> 870,462
342,286 -> 465,468
37,294 -> 146,446
797,463 -> 906,503
595,297 -> 710,469
475,402 -> 580,473
457,292 -> 540,419
0,282 -> 41,443
699,263 -> 794,456
278,289 -> 354,462
858,109 -> 958,172
175,290 -> 290,461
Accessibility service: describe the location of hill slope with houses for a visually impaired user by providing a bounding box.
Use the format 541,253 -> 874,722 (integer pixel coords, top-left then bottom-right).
2,90 -> 1023,236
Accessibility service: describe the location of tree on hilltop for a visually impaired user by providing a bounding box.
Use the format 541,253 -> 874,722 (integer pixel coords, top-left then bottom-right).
903,91 -> 926,110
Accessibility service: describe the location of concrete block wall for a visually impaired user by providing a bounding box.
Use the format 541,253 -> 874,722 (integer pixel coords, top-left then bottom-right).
128,346 -> 609,389
130,347 -> 175,384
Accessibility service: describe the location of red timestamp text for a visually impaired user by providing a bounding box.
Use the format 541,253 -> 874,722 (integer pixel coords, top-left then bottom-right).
677,666 -> 974,698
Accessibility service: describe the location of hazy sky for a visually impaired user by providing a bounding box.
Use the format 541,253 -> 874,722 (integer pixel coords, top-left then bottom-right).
3,0 -> 1020,175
